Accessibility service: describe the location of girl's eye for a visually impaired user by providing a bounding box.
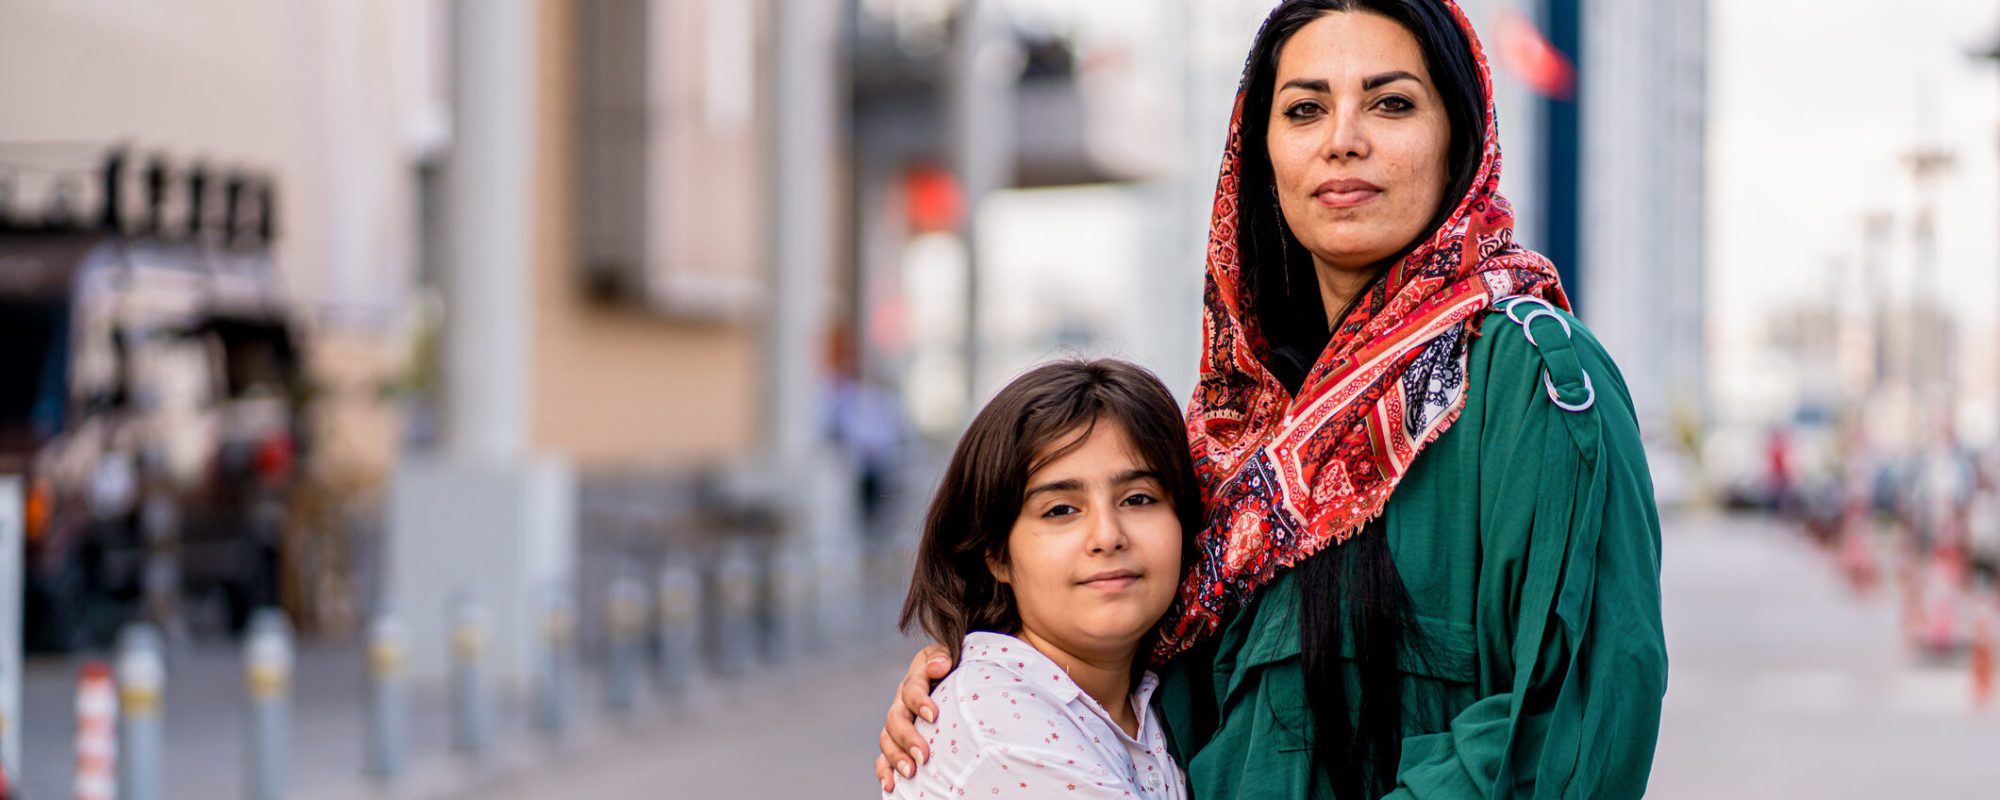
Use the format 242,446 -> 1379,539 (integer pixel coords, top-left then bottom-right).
1042,504 -> 1080,519
1376,95 -> 1414,113
1122,493 -> 1159,507
1283,100 -> 1324,120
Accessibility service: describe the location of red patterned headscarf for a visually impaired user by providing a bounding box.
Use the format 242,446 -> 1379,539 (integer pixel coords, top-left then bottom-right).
1156,0 -> 1566,661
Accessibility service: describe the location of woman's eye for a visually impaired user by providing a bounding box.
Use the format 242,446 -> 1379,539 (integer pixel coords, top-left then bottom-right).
1283,101 -> 1324,120
1376,95 -> 1414,113
1042,504 -> 1079,519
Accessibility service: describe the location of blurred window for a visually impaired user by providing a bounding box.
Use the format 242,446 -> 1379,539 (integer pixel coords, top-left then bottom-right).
575,0 -> 768,319
0,300 -> 69,440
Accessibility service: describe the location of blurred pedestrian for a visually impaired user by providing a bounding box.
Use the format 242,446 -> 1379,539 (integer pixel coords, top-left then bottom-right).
877,1 -> 1666,798
827,373 -> 908,536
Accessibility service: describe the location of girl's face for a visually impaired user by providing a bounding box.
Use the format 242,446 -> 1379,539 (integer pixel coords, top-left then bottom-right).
1266,11 -> 1453,275
992,418 -> 1183,664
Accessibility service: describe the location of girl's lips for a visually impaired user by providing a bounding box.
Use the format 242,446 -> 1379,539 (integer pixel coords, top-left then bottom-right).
1079,574 -> 1140,592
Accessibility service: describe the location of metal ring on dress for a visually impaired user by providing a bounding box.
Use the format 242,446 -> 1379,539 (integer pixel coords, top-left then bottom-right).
1542,368 -> 1595,412
1517,307 -> 1572,347
1502,295 -> 1558,327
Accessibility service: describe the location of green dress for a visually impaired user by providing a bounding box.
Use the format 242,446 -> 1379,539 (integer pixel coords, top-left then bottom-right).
1155,308 -> 1668,799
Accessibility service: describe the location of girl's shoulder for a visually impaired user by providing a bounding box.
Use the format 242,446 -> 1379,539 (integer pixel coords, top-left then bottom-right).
906,634 -> 1150,795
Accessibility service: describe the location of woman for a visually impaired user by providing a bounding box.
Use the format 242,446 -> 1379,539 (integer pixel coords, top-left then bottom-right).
888,359 -> 1199,798
878,1 -> 1667,797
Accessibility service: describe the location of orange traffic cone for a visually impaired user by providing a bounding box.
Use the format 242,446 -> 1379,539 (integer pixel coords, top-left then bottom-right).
75,660 -> 117,800
1837,510 -> 1880,594
1918,539 -> 1980,657
1899,554 -> 1927,650
1972,614 -> 1994,710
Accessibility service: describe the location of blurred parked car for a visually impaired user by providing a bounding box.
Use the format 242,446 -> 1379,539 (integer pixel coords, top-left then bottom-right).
1,157 -> 306,650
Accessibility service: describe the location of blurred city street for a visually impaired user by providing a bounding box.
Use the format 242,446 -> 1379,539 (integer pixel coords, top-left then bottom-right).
439,515 -> 2000,800
11,510 -> 1984,799
1652,514 -> 1997,799
6,0 -> 2000,796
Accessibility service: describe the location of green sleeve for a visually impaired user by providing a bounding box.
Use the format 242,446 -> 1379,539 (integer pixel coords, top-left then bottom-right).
1387,311 -> 1668,799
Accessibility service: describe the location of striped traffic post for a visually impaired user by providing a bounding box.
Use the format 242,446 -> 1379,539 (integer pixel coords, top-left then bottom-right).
74,661 -> 116,800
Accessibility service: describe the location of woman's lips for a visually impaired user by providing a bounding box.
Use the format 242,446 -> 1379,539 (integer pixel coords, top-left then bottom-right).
1313,178 -> 1383,209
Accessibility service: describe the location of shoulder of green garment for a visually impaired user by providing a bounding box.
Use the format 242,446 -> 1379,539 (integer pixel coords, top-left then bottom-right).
1475,303 -> 1637,416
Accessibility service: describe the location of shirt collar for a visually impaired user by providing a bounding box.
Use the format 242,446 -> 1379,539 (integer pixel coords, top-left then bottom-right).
960,631 -> 1159,718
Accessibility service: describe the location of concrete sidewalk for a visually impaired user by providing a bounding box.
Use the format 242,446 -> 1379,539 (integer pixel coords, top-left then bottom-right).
420,646 -> 910,800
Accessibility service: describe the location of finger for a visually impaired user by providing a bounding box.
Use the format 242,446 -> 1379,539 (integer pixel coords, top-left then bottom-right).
876,754 -> 895,792
898,672 -> 938,725
887,702 -> 927,762
880,724 -> 903,764
921,644 -> 952,678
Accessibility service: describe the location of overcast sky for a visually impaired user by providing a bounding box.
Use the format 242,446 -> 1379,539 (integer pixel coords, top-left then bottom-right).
1710,1 -> 2000,343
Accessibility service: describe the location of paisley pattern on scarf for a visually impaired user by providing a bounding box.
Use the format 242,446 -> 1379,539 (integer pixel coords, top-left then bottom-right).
1156,0 -> 1568,661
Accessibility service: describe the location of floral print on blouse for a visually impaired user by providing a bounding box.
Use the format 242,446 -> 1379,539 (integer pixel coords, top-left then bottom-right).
885,632 -> 1187,800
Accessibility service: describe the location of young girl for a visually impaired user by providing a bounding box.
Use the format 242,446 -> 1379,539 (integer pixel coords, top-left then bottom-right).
887,359 -> 1200,799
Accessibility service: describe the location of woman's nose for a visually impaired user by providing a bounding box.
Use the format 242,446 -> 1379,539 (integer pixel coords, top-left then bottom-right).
1323,108 -> 1369,161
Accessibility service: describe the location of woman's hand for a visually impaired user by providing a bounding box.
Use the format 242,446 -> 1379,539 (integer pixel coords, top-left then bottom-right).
873,643 -> 953,792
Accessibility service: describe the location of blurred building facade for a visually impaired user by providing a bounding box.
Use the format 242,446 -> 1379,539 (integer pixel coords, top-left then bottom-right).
1462,0 -> 1711,436
1,0 -> 1713,666
0,0 -> 779,479
1576,0 -> 1710,436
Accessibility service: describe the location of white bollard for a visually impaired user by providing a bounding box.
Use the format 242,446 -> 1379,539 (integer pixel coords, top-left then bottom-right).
449,596 -> 492,758
364,615 -> 408,780
654,564 -> 700,698
605,576 -> 646,717
115,624 -> 165,800
0,476 -> 21,783
535,588 -> 575,738
244,609 -> 293,800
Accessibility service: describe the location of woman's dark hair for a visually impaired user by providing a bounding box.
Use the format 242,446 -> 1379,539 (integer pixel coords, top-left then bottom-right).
898,358 -> 1204,668
1233,2 -> 1484,795
1238,0 -> 1487,391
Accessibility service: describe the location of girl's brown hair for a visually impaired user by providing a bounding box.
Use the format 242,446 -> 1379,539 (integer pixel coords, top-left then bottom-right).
897,358 -> 1203,663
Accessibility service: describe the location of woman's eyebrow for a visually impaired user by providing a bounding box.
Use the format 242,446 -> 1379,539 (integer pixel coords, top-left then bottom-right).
1280,71 -> 1420,94
1362,70 -> 1420,91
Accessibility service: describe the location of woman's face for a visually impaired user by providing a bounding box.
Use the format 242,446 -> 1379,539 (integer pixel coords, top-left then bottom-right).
1266,11 -> 1453,275
992,418 -> 1183,665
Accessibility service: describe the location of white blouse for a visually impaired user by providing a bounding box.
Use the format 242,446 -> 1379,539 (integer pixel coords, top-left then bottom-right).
886,632 -> 1188,800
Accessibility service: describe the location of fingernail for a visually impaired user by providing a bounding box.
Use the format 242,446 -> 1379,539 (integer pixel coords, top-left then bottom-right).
921,707 -> 937,723
898,760 -> 915,778
911,745 -> 925,765
927,656 -> 949,666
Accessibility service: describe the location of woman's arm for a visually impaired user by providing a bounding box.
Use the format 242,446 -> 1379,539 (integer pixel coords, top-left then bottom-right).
1388,311 -> 1667,798
874,644 -> 952,792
